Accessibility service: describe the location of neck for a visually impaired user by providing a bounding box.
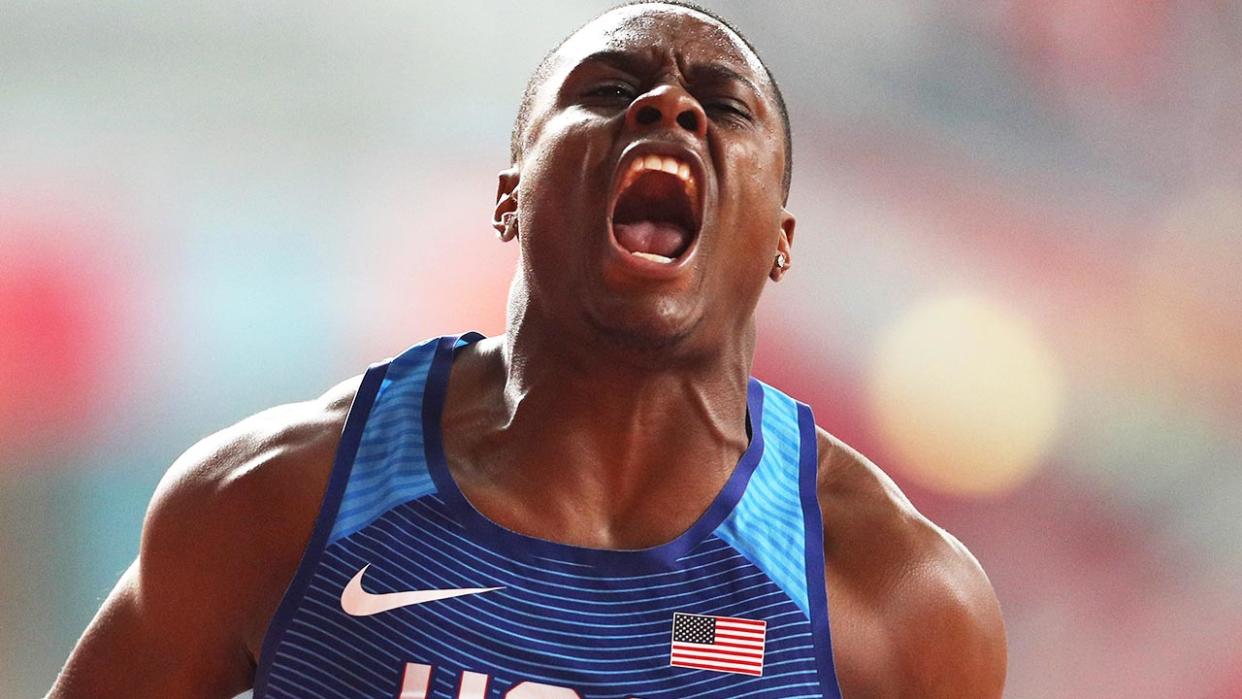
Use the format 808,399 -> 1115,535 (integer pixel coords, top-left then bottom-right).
442,311 -> 755,549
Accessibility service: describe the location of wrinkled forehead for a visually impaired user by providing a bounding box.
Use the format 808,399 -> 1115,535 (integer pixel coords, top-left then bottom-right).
551,5 -> 769,93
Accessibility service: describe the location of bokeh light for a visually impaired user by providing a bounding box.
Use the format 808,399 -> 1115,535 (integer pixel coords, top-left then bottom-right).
866,294 -> 1063,496
0,223 -> 122,460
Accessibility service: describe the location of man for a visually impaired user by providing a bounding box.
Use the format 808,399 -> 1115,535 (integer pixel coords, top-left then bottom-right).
49,2 -> 1006,697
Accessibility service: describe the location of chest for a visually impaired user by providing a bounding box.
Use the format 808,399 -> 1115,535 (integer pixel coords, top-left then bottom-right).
259,495 -> 830,698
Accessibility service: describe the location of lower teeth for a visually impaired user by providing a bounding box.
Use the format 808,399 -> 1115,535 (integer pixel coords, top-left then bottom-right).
631,251 -> 674,264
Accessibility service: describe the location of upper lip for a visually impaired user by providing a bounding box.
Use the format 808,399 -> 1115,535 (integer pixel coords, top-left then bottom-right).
608,139 -> 707,238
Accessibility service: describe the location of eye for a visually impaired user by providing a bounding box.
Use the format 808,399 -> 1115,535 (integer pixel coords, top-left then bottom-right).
704,99 -> 752,124
584,82 -> 636,102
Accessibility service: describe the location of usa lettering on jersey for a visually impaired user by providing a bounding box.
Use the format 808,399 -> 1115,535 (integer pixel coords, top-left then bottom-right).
397,663 -> 645,699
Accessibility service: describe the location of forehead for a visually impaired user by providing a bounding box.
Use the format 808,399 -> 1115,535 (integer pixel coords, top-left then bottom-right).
553,6 -> 768,86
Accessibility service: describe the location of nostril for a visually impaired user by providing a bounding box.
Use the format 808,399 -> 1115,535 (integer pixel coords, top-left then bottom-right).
676,111 -> 699,133
636,106 -> 661,126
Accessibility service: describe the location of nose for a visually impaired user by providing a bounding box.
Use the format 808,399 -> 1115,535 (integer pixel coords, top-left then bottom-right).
624,84 -> 708,139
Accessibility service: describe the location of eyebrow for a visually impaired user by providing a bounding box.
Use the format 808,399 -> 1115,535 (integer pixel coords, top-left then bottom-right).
572,49 -> 763,98
572,49 -> 653,77
684,62 -> 762,99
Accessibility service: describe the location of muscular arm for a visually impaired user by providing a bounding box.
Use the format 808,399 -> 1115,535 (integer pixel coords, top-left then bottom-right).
47,379 -> 357,699
818,430 -> 1007,699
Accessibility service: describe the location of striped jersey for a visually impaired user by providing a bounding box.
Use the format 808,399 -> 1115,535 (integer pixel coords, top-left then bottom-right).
255,334 -> 843,698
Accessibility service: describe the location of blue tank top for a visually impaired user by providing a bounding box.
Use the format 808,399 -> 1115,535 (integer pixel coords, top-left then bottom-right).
255,334 -> 843,698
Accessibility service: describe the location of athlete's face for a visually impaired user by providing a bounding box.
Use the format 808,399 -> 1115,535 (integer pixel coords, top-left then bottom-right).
500,6 -> 794,359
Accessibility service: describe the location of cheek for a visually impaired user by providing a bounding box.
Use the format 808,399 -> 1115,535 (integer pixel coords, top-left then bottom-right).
709,142 -> 787,291
527,111 -> 614,183
517,115 -> 614,260
728,136 -> 782,201
713,138 -> 785,247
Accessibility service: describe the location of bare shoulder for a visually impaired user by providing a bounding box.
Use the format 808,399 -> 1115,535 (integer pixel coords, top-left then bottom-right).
142,375 -> 362,655
151,374 -> 359,534
49,376 -> 362,698
816,428 -> 1007,699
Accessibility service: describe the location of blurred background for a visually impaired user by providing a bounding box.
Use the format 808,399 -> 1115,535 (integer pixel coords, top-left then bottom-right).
2,1 -> 1239,696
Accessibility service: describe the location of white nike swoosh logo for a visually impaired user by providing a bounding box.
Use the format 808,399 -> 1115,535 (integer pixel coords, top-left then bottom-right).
340,564 -> 502,617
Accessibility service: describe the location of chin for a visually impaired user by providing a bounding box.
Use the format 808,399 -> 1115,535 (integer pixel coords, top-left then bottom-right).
582,295 -> 704,359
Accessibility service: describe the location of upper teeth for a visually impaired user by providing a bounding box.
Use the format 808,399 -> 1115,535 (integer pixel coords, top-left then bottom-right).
620,154 -> 698,200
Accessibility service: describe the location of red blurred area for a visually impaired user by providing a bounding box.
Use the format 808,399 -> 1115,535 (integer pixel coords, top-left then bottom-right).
1214,664 -> 1242,699
0,211 -> 124,460
1006,0 -> 1173,100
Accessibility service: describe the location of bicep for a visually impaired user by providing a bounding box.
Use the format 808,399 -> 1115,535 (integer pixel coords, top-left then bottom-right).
892,544 -> 1007,698
47,554 -> 252,699
48,386 -> 349,698
815,430 -> 1006,698
48,467 -> 257,697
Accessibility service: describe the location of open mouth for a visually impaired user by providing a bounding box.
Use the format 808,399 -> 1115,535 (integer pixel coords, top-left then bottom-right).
610,153 -> 702,265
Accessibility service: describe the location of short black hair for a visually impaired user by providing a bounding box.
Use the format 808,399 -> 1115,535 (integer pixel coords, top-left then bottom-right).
509,0 -> 793,201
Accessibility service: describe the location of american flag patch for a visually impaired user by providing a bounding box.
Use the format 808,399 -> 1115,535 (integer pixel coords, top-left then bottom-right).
669,612 -> 766,676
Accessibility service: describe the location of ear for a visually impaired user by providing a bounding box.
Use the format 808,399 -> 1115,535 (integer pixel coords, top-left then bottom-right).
492,166 -> 521,239
770,208 -> 796,281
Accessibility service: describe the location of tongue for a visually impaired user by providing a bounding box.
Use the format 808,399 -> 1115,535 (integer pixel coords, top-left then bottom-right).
613,220 -> 689,258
